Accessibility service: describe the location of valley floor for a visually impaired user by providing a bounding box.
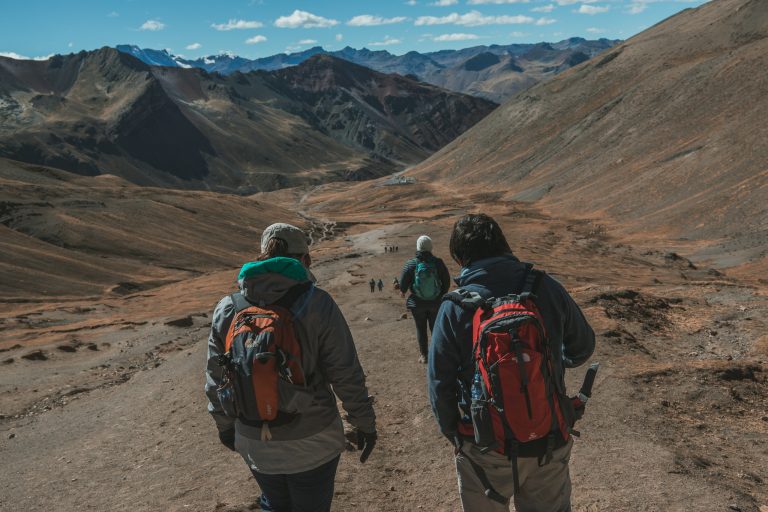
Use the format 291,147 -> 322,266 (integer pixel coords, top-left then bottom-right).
0,193 -> 766,512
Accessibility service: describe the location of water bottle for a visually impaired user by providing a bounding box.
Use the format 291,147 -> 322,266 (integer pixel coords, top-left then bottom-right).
471,371 -> 483,401
470,369 -> 497,451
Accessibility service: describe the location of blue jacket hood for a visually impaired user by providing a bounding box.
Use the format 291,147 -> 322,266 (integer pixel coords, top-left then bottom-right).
455,254 -> 525,294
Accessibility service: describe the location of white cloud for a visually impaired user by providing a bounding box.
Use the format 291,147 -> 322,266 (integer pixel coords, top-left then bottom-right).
68,42 -> 74,48
577,4 -> 609,14
347,15 -> 408,26
299,39 -> 318,45
140,20 -> 165,31
275,10 -> 339,28
510,31 -> 527,37
406,0 -> 418,4
468,0 -> 530,4
535,17 -> 557,25
531,4 -> 555,12
336,33 -> 344,41
586,27 -> 606,33
627,2 -> 648,14
245,35 -> 268,44
186,43 -> 202,50
368,37 -> 402,46
211,19 -> 263,31
555,0 -> 595,4
107,11 -> 119,18
431,0 -> 458,5
433,33 -> 480,41
415,10 -> 535,26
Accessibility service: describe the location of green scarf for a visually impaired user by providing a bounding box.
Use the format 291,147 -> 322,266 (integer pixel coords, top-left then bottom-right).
238,257 -> 308,282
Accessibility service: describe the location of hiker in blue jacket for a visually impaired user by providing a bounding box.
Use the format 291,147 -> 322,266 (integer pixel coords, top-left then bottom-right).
399,235 -> 451,363
205,223 -> 377,512
428,214 -> 595,512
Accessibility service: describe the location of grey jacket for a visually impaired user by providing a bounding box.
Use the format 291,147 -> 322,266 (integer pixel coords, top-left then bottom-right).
205,271 -> 376,443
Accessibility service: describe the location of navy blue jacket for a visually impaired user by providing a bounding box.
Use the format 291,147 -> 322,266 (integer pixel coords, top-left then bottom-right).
427,254 -> 595,440
399,251 -> 451,310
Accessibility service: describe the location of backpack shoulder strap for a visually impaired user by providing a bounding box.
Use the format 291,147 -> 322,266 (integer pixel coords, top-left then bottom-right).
520,263 -> 545,300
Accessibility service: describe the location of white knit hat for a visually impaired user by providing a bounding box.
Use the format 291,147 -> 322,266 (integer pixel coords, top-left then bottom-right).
416,235 -> 433,252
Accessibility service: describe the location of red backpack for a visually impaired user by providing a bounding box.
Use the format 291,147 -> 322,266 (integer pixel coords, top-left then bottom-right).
445,265 -> 573,493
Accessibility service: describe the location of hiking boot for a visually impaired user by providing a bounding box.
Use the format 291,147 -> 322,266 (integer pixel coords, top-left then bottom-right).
418,355 -> 426,364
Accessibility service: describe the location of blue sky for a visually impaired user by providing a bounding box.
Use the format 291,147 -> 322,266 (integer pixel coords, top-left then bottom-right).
1,0 -> 709,60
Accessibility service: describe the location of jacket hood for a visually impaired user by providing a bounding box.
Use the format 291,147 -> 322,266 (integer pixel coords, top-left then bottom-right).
237,257 -> 313,305
455,253 -> 523,290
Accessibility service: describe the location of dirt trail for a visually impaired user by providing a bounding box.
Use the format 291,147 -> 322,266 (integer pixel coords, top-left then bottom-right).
1,204 -> 766,511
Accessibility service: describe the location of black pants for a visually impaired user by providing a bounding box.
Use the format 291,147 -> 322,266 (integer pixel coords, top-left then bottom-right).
252,455 -> 340,512
410,305 -> 438,357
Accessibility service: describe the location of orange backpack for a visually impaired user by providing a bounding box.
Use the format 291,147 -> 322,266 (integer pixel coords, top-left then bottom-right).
217,283 -> 312,435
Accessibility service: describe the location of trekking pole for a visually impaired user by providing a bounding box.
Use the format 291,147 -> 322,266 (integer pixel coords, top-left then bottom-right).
570,362 -> 599,429
577,362 -> 599,404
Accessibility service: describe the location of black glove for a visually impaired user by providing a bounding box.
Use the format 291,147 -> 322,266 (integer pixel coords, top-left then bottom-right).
356,429 -> 377,463
218,428 -> 236,451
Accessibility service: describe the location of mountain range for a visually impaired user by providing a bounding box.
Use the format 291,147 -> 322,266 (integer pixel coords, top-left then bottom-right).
117,38 -> 619,102
0,49 -> 495,193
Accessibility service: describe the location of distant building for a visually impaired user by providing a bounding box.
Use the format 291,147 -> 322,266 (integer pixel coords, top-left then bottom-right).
383,176 -> 416,186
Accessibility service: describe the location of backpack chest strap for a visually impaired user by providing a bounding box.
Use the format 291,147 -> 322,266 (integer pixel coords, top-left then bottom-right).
442,289 -> 489,312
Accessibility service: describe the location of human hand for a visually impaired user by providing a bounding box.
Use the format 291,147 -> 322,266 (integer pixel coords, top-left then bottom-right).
356,429 -> 378,463
218,428 -> 236,451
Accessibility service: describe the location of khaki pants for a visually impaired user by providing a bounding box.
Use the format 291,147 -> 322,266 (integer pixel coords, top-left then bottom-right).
455,439 -> 573,512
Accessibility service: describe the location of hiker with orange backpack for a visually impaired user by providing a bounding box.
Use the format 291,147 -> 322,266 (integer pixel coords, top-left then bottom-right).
205,223 -> 377,512
399,235 -> 451,363
428,214 -> 595,512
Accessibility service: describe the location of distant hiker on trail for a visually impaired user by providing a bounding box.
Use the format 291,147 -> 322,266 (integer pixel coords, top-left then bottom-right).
393,277 -> 400,291
428,214 -> 595,512
399,235 -> 450,364
369,278 -> 376,293
205,223 -> 377,512
377,279 -> 384,292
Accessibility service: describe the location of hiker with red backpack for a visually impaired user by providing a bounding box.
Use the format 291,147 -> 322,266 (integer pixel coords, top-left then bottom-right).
428,214 -> 595,512
399,235 -> 451,364
205,223 -> 377,512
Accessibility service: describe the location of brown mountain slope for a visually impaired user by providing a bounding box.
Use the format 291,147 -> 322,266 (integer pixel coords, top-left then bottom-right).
0,50 -> 496,193
0,158 -> 302,299
409,0 -> 768,272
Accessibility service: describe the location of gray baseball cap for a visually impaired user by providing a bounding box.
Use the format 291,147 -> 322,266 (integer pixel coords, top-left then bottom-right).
260,223 -> 310,254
